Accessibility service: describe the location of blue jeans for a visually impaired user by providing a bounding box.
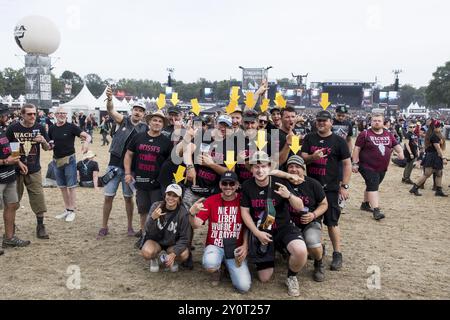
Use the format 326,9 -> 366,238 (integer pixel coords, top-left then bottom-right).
202,245 -> 251,293
103,166 -> 133,198
54,155 -> 78,188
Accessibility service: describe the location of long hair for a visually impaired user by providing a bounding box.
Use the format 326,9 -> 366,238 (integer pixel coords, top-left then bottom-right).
425,123 -> 446,151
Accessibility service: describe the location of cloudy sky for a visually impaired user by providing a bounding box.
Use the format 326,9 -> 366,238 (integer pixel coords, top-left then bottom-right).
1,0 -> 449,87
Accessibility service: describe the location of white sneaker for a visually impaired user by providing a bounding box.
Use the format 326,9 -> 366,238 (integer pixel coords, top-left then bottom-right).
65,211 -> 76,222
286,276 -> 300,297
149,258 -> 159,272
55,210 -> 69,220
170,262 -> 179,273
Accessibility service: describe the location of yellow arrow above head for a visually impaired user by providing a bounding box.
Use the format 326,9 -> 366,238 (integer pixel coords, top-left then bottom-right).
275,93 -> 287,109
260,99 -> 270,113
173,165 -> 186,184
157,94 -> 166,110
226,99 -> 238,115
320,93 -> 330,110
224,151 -> 237,170
255,130 -> 267,151
231,86 -> 240,101
191,99 -> 201,116
245,92 -> 256,109
290,135 -> 301,155
171,92 -> 179,106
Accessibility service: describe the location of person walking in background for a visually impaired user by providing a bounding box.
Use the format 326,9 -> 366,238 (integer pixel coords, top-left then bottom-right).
99,115 -> 111,146
402,122 -> 419,185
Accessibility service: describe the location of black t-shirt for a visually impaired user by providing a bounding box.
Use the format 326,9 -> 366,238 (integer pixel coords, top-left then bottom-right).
0,127 -> 17,184
127,132 -> 173,190
48,123 -> 83,159
294,125 -> 310,137
332,119 -> 353,140
79,115 -> 86,127
289,177 -> 326,230
301,132 -> 351,192
77,159 -> 99,182
241,176 -> 294,230
426,134 -> 441,153
6,122 -> 49,174
405,131 -> 419,159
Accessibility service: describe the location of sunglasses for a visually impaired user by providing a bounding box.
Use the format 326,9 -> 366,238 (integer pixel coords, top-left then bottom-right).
409,126 -> 415,128
56,112 -> 67,115
259,120 -> 268,123
221,181 -> 236,187
26,113 -> 36,116
317,119 -> 328,122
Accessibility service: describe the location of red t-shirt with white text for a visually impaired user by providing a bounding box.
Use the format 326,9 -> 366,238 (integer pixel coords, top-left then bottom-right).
356,129 -> 399,172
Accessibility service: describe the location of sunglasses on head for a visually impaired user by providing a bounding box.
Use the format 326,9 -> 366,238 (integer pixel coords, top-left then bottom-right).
221,181 -> 236,187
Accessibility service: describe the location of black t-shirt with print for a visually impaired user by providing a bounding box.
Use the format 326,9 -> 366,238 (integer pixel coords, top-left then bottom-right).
405,131 -> 419,159
127,132 -> 172,190
241,176 -> 294,230
0,127 -> 17,184
332,119 -> 353,140
301,132 -> 350,192
77,159 -> 99,182
6,122 -> 49,174
48,123 -> 83,159
288,176 -> 326,230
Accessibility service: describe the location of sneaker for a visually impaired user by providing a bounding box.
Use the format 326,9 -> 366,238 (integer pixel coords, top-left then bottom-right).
286,276 -> 300,297
134,236 -> 143,249
149,258 -> 159,272
36,224 -> 49,239
65,211 -> 76,222
211,270 -> 221,286
170,262 -> 179,273
134,229 -> 142,238
360,202 -> 373,212
330,252 -> 343,271
55,210 -> 69,219
96,228 -> 109,240
2,236 -> 31,248
313,259 -> 325,282
127,227 -> 136,237
373,208 -> 385,221
182,251 -> 194,270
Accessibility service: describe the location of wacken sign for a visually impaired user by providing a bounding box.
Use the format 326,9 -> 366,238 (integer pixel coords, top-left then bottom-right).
241,68 -> 268,91
24,54 -> 52,109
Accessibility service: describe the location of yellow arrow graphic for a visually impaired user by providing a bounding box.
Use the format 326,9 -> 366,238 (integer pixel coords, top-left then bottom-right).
245,92 -> 256,109
173,165 -> 186,184
224,151 -> 237,170
275,93 -> 287,109
191,99 -> 202,116
290,135 -> 301,155
230,86 -> 240,101
260,99 -> 270,113
157,94 -> 166,110
320,93 -> 330,110
171,92 -> 179,106
226,99 -> 238,115
255,130 -> 267,151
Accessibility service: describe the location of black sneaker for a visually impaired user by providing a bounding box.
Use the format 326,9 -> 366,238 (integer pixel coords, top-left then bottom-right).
134,236 -> 143,250
0,249 -> 4,256
330,252 -> 342,271
134,230 -> 142,238
313,259 -> 325,282
360,202 -> 373,212
182,251 -> 194,270
373,208 -> 385,221
2,236 -> 31,248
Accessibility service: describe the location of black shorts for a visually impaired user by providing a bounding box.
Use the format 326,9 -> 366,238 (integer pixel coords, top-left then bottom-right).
255,224 -> 304,271
136,189 -> 162,214
359,166 -> 386,192
323,191 -> 341,227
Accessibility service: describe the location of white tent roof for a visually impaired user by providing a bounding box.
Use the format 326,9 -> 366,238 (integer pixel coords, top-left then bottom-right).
96,87 -> 130,111
61,84 -> 97,110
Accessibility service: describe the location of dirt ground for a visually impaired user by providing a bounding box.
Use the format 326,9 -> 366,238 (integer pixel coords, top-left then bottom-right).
0,131 -> 449,300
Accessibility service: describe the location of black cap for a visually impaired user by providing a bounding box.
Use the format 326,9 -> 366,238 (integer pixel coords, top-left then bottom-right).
220,171 -> 238,183
244,109 -> 258,122
270,106 -> 281,114
335,104 -> 348,114
168,106 -> 181,114
0,103 -> 13,116
316,110 -> 332,120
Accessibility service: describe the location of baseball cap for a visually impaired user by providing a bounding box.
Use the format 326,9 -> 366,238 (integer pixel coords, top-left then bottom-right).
270,106 -> 281,114
132,102 -> 146,111
165,184 -> 183,197
316,110 -> 332,120
220,171 -> 238,183
243,109 -> 258,122
287,155 -> 305,170
217,115 -> 232,127
335,105 -> 348,114
168,106 -> 181,114
250,151 -> 271,164
0,103 -> 13,116
231,105 -> 243,114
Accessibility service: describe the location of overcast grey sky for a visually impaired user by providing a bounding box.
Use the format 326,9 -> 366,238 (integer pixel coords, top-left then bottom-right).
1,0 -> 449,87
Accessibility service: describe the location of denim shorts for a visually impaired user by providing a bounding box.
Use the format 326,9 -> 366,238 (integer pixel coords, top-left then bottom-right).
202,245 -> 251,293
103,166 -> 133,198
54,155 -> 78,188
